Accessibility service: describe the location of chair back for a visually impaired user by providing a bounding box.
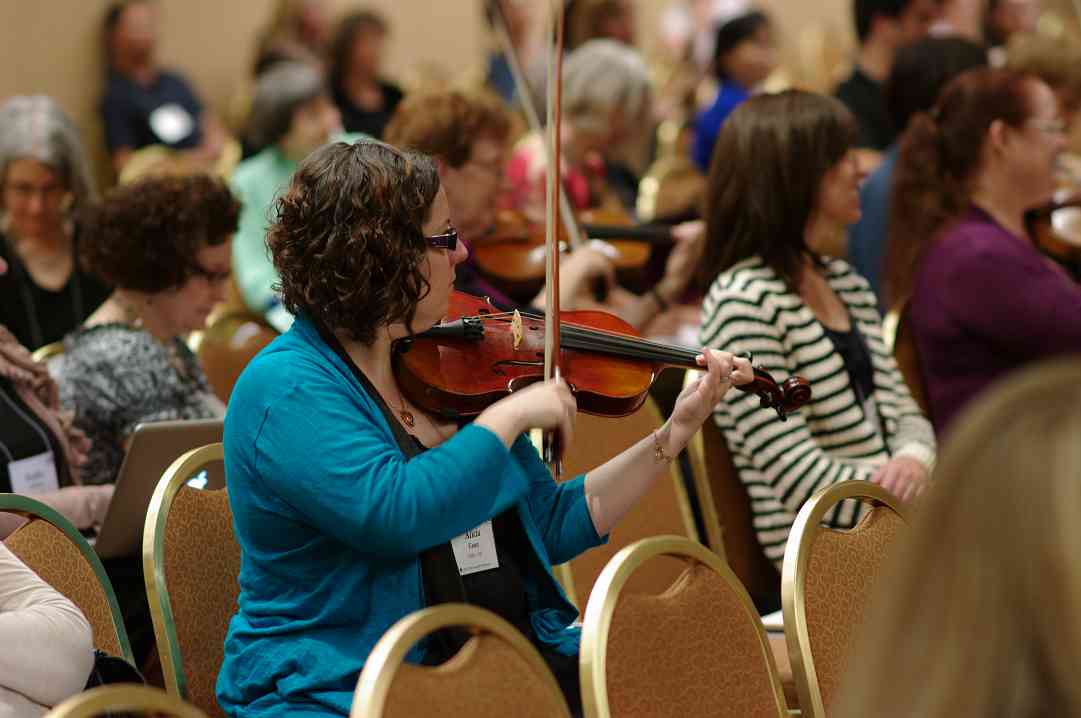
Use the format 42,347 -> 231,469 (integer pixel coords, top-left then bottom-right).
580,535 -> 788,718
351,604 -> 571,718
143,444 -> 239,718
555,398 -> 698,607
636,155 -> 705,222
882,301 -> 931,418
31,340 -> 65,363
44,684 -> 209,718
192,276 -> 281,404
1,494 -> 132,663
193,290 -> 278,403
684,370 -> 780,600
781,481 -> 909,718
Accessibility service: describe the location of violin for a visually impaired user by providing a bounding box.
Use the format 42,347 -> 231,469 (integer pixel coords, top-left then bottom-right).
471,208 -> 676,299
1025,194 -> 1081,280
393,291 -> 812,422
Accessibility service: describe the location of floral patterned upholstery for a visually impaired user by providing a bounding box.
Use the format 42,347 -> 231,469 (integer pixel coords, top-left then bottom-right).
801,506 -> 904,714
378,634 -> 570,718
5,518 -> 125,658
157,486 -> 239,718
603,563 -> 787,718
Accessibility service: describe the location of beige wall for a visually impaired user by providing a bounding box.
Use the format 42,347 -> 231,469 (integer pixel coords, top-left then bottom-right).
2,1 -> 491,184
31,0 -> 1071,183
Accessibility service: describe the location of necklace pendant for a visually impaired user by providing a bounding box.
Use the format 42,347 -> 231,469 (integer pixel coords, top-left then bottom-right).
400,410 -> 416,428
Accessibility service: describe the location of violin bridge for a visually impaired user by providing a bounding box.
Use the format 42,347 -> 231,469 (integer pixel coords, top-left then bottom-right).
512,309 -> 524,350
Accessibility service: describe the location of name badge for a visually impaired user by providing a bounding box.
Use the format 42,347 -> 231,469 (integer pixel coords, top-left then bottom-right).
149,103 -> 195,145
450,520 -> 499,576
8,451 -> 59,495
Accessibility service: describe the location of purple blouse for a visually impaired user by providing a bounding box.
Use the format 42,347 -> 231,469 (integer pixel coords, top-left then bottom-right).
910,207 -> 1081,435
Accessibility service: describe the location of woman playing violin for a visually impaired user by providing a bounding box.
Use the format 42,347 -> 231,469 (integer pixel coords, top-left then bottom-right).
385,87 -> 704,330
217,140 -> 753,718
700,91 -> 935,570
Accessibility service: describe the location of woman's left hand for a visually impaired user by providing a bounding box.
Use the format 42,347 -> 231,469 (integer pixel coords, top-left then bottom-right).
663,350 -> 753,454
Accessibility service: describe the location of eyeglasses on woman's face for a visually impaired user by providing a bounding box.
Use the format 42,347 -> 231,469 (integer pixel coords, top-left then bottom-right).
425,225 -> 458,251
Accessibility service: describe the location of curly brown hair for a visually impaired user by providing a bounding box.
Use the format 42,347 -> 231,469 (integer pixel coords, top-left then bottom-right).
80,173 -> 239,293
268,141 -> 441,343
383,89 -> 511,169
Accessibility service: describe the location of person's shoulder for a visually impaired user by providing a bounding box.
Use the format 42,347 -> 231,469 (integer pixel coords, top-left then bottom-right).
232,148 -> 299,206
101,72 -> 136,104
55,325 -> 166,387
935,213 -> 1022,261
704,257 -> 785,314
156,68 -> 198,92
63,324 -> 157,363
824,258 -> 878,302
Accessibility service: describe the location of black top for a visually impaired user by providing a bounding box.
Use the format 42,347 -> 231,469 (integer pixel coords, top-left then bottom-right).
822,323 -> 876,407
0,229 -> 111,350
101,69 -> 204,151
834,67 -> 896,151
332,81 -> 404,139
0,378 -> 70,493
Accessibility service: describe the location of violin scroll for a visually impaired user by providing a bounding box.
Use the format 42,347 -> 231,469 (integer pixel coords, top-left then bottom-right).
735,360 -> 812,422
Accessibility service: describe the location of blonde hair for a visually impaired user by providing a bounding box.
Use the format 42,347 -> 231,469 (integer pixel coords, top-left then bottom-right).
562,39 -> 651,133
1005,32 -> 1081,113
833,357 -> 1081,718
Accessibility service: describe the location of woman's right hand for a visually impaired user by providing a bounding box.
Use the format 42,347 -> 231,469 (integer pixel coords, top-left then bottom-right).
475,378 -> 577,448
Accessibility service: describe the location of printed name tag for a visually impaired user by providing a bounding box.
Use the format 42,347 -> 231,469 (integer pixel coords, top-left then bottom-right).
149,103 -> 195,144
8,451 -> 59,495
450,520 -> 499,576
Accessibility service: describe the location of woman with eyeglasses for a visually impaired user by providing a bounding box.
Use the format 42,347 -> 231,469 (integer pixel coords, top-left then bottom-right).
886,68 -> 1081,435
0,96 -> 111,350
216,140 -> 753,718
52,174 -> 238,489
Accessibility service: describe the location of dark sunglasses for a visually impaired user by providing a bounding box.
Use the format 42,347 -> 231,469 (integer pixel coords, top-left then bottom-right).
425,226 -> 458,251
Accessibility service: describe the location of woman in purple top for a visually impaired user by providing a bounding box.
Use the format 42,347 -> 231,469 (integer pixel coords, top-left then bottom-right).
887,68 -> 1081,435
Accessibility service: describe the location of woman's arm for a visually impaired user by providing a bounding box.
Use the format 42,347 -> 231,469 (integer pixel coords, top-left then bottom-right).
0,544 -> 93,706
582,350 -> 752,536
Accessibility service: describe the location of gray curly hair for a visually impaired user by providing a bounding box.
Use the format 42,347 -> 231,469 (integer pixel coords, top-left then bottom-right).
0,96 -> 97,212
562,38 -> 652,132
246,61 -> 326,153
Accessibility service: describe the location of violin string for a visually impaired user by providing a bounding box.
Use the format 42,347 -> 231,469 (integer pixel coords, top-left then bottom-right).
462,310 -> 700,364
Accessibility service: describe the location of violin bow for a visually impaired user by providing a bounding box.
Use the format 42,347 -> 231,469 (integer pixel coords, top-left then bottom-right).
491,1 -> 586,252
542,0 -> 566,472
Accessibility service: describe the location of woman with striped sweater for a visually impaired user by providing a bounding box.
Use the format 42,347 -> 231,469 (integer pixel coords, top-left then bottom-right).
697,91 -> 936,565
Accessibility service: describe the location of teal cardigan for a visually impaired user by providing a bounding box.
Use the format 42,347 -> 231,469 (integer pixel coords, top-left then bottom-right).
216,315 -> 603,718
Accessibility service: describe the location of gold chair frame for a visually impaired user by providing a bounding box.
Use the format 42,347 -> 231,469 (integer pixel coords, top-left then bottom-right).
579,534 -> 789,718
351,603 -> 571,718
0,493 -> 133,663
142,443 -> 226,699
780,481 -> 909,718
30,340 -> 64,363
44,684 -> 209,718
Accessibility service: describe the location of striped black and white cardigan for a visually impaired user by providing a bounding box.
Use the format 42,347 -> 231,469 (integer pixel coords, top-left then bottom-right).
699,256 -> 935,564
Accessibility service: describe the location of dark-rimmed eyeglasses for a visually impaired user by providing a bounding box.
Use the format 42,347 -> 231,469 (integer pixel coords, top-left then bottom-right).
190,263 -> 231,284
425,226 -> 458,251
